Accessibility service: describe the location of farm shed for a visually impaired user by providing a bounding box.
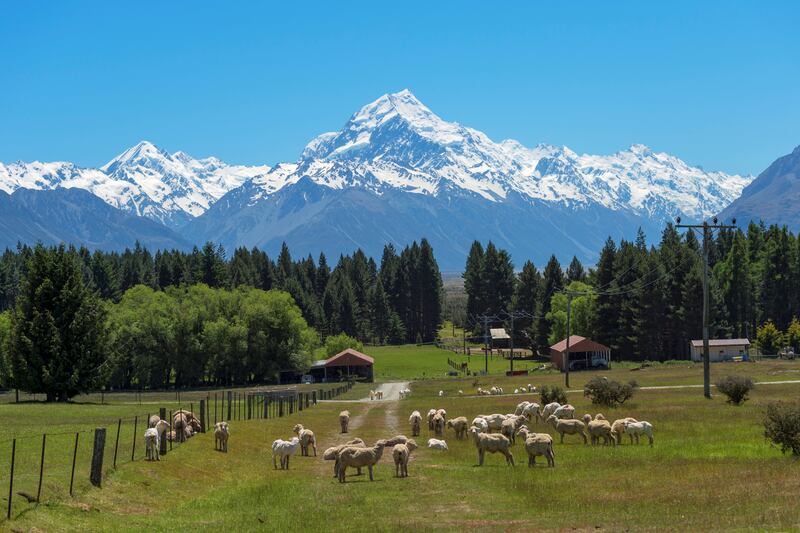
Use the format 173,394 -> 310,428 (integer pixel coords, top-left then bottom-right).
690,339 -> 750,362
308,348 -> 374,383
550,335 -> 611,371
490,328 -> 510,349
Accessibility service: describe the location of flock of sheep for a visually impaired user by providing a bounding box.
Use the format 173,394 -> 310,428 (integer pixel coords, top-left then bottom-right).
143,409 -> 230,461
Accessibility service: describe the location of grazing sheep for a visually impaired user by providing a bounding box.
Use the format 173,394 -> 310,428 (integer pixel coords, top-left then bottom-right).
528,384 -> 535,392
446,416 -> 469,439
490,386 -> 499,395
521,403 -> 542,424
337,440 -> 387,482
144,428 -> 160,461
432,413 -> 445,436
552,404 -> 576,420
393,439 -> 418,478
458,390 -> 463,396
271,437 -> 300,470
173,412 -> 188,442
541,402 -> 562,420
501,418 -> 518,444
480,413 -> 508,432
582,413 -> 592,426
384,435 -> 410,447
594,413 -> 606,421
471,417 -> 489,433
587,420 -> 615,446
427,409 -> 437,430
399,389 -> 406,400
514,388 -> 520,394
436,409 -> 447,424
323,438 -> 366,477
214,421 -> 229,452
153,419 -> 170,440
376,391 -> 384,400
148,414 -> 161,428
369,390 -> 375,401
624,420 -> 654,446
546,415 -> 588,445
519,430 -> 555,467
468,426 -> 514,466
339,411 -> 350,433
515,401 -> 531,416
409,410 -> 422,436
427,438 -> 448,450
610,418 -> 638,445
292,424 -> 317,456
439,390 -> 444,397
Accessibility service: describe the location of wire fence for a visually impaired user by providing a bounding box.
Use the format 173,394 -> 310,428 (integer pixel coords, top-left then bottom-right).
0,382 -> 353,521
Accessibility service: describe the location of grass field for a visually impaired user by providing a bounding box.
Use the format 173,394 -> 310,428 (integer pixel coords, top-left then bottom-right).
2,357 -> 800,531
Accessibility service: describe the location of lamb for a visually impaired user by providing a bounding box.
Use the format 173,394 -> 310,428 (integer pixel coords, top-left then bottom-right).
446,416 -> 469,439
214,421 -> 229,452
392,439 -> 418,478
322,438 -> 365,477
587,419 -> 615,446
292,423 -> 317,456
624,420 -> 654,446
468,426 -> 514,466
610,417 -> 638,445
427,409 -> 437,430
337,440 -> 387,482
339,410 -> 350,433
471,417 -> 489,433
546,414 -> 588,444
427,438 -> 448,450
541,402 -> 562,420
517,428 -> 555,467
552,404 -> 576,419
409,410 -> 422,436
432,413 -> 445,436
271,437 -> 300,470
144,428 -> 160,461
153,419 -> 170,440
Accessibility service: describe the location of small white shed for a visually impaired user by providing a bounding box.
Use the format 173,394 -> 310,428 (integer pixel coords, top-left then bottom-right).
690,339 -> 750,362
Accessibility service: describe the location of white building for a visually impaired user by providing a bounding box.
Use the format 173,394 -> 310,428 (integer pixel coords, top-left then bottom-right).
690,339 -> 751,362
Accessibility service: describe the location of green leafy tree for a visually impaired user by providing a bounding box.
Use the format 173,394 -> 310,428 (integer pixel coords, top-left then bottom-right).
787,317 -> 800,352
546,281 -> 595,345
10,245 -> 109,401
757,320 -> 784,355
324,333 -> 364,357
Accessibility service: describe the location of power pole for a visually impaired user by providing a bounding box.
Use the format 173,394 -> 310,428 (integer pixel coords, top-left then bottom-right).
503,310 -> 533,375
565,293 -> 572,389
676,216 -> 737,399
483,314 -> 490,374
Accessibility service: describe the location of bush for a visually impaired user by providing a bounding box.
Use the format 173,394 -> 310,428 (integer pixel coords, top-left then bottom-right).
715,375 -> 754,405
764,401 -> 800,456
324,334 -> 364,357
540,385 -> 568,405
583,376 -> 637,408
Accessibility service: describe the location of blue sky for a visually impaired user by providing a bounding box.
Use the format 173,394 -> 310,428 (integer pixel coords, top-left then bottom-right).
0,2 -> 797,175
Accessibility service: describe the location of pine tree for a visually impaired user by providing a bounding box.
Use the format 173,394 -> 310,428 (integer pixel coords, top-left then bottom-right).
536,255 -> 564,353
417,239 -> 443,342
634,249 -> 666,360
481,242 -> 514,315
566,256 -> 586,283
719,231 -> 754,338
463,241 -> 485,317
369,280 -> 392,344
513,260 -> 541,347
593,237 -> 617,349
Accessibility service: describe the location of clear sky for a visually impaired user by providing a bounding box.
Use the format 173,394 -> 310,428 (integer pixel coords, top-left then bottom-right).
0,1 -> 797,175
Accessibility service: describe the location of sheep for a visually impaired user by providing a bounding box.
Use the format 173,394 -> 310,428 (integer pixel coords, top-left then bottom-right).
339,410 -> 350,433
594,413 -> 606,421
427,409 -> 437,430
153,419 -> 170,441
292,423 -> 317,456
214,421 -> 229,452
173,412 -> 188,442
148,414 -> 161,428
144,428 -> 160,461
552,404 -> 576,420
432,413 -> 445,436
514,401 -> 531,416
399,390 -> 406,400
480,413 -> 508,432
546,414 -> 588,444
446,416 -> 469,439
501,418 -> 518,444
369,390 -> 375,401
624,420 -> 654,446
610,418 -> 638,445
427,438 -> 448,450
516,428 -> 555,467
323,438 -> 365,477
376,391 -> 384,400
384,435 -> 410,447
468,426 -> 514,466
587,420 -> 615,446
458,390 -> 463,396
490,386 -> 499,395
471,417 -> 489,433
514,388 -> 520,394
436,408 -> 447,424
409,410 -> 422,436
521,403 -> 542,424
337,440 -> 387,482
582,413 -> 592,426
528,384 -> 535,392
271,437 -> 300,470
541,402 -> 561,420
439,390 -> 444,397
392,439 -> 418,478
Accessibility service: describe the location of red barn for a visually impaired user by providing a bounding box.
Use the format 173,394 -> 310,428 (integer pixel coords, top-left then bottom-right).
550,336 -> 611,371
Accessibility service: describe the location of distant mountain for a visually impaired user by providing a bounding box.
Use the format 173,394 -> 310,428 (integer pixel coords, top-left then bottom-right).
719,145 -> 800,231
0,188 -> 189,251
0,141 -> 269,228
186,90 -> 752,268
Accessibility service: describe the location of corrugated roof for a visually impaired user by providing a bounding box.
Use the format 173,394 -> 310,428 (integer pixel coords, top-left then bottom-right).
324,348 -> 374,367
550,335 -> 610,353
690,339 -> 751,348
490,328 -> 510,340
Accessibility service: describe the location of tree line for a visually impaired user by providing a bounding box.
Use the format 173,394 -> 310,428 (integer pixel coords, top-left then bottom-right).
462,223 -> 800,360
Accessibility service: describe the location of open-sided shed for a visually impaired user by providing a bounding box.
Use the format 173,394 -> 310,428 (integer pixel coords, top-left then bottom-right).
309,348 -> 374,383
550,335 -> 611,371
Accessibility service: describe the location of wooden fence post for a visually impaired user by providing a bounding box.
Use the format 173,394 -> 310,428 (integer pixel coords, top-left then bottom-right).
69,432 -> 79,496
214,393 -> 218,425
199,400 -> 206,433
159,407 -> 167,455
227,391 -> 232,421
131,416 -> 138,461
113,419 -> 121,469
37,433 -> 46,503
7,438 -> 16,519
90,428 -> 106,487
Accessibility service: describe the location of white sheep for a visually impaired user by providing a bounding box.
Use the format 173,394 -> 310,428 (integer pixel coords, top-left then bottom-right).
546,414 -> 588,445
541,402 -> 562,420
392,439 -> 418,478
148,414 -> 161,428
514,388 -> 520,394
587,419 -> 615,446
517,427 -> 555,467
479,413 -> 508,432
384,435 -> 410,447
471,417 -> 489,433
427,438 -> 448,450
436,408 -> 447,424
144,428 -> 160,461
323,438 -> 365,477
624,420 -> 654,446
427,409 -> 437,430
552,404 -> 576,419
271,437 -> 300,470
292,423 -> 317,456
439,390 -> 444,397
369,390 -> 375,401
582,413 -> 592,426
432,413 -> 445,436
528,384 -> 535,392
446,416 -> 469,439
337,440 -> 387,482
403,388 -> 412,398
458,390 -> 463,395
468,426 -> 514,466
490,386 -> 499,395
153,419 -> 170,441
214,421 -> 229,452
610,417 -> 638,445
339,410 -> 350,433
409,410 -> 422,436
515,401 -> 531,416
521,403 -> 542,424
501,418 -> 518,444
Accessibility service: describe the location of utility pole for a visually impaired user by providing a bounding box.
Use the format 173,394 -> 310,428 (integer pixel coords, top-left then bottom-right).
503,310 -> 533,375
483,314 -> 490,374
676,216 -> 737,399
565,293 -> 572,389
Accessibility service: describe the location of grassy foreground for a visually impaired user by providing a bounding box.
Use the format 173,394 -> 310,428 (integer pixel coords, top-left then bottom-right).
3,365 -> 800,531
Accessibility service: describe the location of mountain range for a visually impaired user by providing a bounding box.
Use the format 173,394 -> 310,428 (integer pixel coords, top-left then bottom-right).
2,89 -> 788,269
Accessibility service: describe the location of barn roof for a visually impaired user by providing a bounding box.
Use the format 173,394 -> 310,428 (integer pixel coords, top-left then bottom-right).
490,328 -> 510,340
324,348 -> 374,367
690,339 -> 751,348
550,335 -> 610,353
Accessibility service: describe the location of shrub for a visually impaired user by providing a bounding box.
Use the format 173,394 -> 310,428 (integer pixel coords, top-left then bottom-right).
715,375 -> 754,405
764,401 -> 800,456
540,385 -> 568,405
583,376 -> 637,408
324,334 -> 364,357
